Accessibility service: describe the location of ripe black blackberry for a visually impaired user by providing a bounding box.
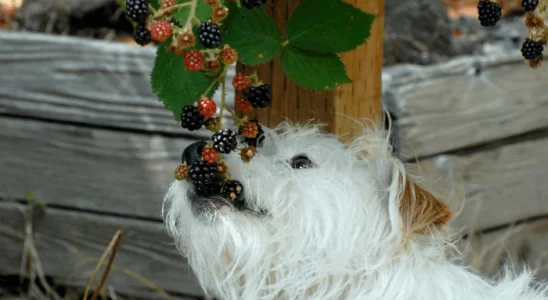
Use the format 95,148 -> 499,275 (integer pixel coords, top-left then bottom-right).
240,120 -> 265,148
242,0 -> 268,9
247,84 -> 272,108
181,105 -> 205,131
212,128 -> 237,154
126,0 -> 149,23
522,0 -> 539,11
188,161 -> 220,196
221,180 -> 244,203
521,38 -> 544,60
134,24 -> 152,46
195,175 -> 224,196
477,0 -> 502,27
198,21 -> 222,49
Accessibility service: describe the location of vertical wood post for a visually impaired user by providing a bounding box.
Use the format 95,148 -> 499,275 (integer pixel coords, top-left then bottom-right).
236,0 -> 384,141
335,0 -> 384,141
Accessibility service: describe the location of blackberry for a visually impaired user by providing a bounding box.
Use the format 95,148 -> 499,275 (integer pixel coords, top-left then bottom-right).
195,175 -> 224,196
477,0 -> 502,27
521,38 -> 544,60
212,128 -> 238,154
126,0 -> 149,23
240,120 -> 265,148
181,105 -> 205,131
134,24 -> 152,46
221,180 -> 244,203
198,21 -> 222,49
188,161 -> 220,196
522,0 -> 539,11
242,0 -> 268,9
247,84 -> 272,108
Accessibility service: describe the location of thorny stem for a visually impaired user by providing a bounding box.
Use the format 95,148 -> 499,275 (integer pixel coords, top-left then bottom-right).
223,103 -> 244,124
184,0 -> 199,30
219,70 -> 227,128
201,77 -> 220,100
153,2 -> 192,18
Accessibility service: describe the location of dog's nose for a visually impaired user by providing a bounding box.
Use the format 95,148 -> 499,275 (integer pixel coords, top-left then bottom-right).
182,141 -> 207,165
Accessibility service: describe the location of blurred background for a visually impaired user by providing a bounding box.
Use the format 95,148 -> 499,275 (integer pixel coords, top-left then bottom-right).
1,0 -> 548,299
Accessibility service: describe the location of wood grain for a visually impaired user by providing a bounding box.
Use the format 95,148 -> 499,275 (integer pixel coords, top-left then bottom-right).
3,114 -> 548,232
0,30 -> 235,137
462,218 -> 548,280
0,116 -> 189,219
383,50 -> 548,158
409,134 -> 548,232
334,0 -> 384,141
0,201 -> 202,299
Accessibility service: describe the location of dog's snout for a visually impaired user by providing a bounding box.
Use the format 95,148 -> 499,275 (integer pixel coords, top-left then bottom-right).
182,141 -> 207,165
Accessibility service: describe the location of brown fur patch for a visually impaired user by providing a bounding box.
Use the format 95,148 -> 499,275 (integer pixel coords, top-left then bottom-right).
399,175 -> 452,235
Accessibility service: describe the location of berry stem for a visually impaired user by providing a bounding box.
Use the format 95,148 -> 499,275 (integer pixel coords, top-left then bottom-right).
223,103 -> 244,124
201,77 -> 220,100
184,0 -> 199,30
219,71 -> 227,127
216,65 -> 232,129
153,2 -> 192,18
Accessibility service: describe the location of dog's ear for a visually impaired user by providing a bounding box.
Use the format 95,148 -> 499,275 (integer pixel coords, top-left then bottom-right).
398,174 -> 452,235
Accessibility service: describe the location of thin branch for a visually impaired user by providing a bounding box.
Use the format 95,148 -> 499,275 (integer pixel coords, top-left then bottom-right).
84,230 -> 124,300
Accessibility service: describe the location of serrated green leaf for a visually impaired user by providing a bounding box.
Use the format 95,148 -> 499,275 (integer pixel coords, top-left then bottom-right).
280,46 -> 351,91
151,41 -> 220,121
173,0 -> 212,26
286,0 -> 375,53
223,7 -> 283,65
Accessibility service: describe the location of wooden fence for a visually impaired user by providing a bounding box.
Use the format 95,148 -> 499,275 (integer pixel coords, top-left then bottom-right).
1,30 -> 548,298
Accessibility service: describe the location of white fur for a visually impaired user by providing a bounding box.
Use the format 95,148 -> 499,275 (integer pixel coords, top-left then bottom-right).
163,120 -> 548,300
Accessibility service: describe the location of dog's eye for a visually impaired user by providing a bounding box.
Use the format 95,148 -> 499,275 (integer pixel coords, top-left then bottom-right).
290,155 -> 314,169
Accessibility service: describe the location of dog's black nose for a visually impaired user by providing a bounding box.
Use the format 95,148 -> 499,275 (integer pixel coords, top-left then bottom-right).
182,141 -> 207,165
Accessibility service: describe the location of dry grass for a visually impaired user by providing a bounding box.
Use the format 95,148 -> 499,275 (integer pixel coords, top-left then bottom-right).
8,202 -> 175,300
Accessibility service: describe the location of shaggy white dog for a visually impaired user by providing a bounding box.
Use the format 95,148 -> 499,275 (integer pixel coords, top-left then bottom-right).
163,120 -> 548,300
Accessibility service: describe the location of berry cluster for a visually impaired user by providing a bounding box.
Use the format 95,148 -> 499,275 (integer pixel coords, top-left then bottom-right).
477,0 -> 548,68
175,71 -> 272,204
232,72 -> 273,110
126,0 -> 273,202
126,0 -> 249,76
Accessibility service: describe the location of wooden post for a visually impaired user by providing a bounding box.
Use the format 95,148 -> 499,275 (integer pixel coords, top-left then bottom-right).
236,0 -> 384,141
334,0 -> 384,141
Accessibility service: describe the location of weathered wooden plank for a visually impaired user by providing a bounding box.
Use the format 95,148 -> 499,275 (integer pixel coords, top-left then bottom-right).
383,50 -> 548,158
0,116 -> 188,219
410,134 -> 548,232
461,218 -> 548,280
0,201 -> 202,299
2,114 -> 548,231
0,30 -> 235,136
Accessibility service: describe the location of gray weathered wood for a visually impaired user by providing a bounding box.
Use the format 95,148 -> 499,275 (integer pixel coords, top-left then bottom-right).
0,117 -> 189,219
0,201 -> 202,299
383,49 -> 548,158
0,30 -> 236,137
461,218 -> 548,280
409,134 -> 548,232
2,114 -> 548,232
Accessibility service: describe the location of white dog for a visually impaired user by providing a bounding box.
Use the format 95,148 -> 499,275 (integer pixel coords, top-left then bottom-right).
163,120 -> 548,300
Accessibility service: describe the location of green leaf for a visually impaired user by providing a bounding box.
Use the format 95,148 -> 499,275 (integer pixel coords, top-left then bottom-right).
280,46 -> 351,91
173,0 -> 212,26
151,41 -> 220,121
286,0 -> 375,53
223,7 -> 283,65
150,0 -> 161,9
